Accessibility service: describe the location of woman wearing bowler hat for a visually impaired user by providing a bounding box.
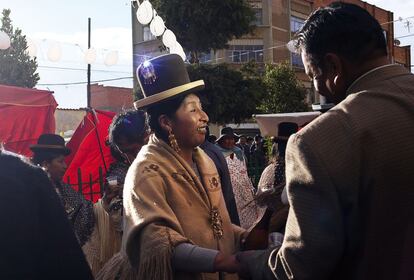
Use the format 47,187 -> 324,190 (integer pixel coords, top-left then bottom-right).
101,54 -> 249,280
30,134 -> 95,247
256,122 -> 298,245
216,127 -> 265,230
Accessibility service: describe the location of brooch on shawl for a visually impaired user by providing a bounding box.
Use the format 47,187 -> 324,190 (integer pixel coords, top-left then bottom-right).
210,207 -> 224,239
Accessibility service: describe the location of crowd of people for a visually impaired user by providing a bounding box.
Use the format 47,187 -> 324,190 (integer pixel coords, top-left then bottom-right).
1,2 -> 414,279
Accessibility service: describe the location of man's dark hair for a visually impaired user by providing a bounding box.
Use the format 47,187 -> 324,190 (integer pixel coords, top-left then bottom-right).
294,2 -> 387,68
108,109 -> 148,146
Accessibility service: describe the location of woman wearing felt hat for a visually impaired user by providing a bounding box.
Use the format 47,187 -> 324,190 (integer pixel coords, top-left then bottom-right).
255,122 -> 299,246
216,127 -> 265,230
30,134 -> 95,247
98,54 -> 250,280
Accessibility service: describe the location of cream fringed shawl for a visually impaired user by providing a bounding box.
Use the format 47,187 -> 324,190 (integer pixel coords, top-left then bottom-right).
122,135 -> 245,280
82,200 -> 122,276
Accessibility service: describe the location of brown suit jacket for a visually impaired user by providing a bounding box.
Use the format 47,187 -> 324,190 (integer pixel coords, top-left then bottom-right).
247,64 -> 414,280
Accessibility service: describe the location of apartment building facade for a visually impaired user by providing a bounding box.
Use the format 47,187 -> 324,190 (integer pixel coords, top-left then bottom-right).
132,0 -> 411,103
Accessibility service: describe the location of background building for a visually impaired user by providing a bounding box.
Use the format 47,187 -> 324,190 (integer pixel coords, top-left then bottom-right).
90,84 -> 134,112
55,108 -> 87,140
132,0 -> 411,105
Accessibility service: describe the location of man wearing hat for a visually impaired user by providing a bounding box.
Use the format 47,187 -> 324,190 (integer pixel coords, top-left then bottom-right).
236,134 -> 251,163
30,134 -> 95,247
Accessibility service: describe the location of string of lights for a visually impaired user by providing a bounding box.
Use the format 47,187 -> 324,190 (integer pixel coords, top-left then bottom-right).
34,11 -> 414,87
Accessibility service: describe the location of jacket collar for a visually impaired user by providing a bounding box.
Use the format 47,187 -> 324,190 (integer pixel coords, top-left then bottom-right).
346,64 -> 409,95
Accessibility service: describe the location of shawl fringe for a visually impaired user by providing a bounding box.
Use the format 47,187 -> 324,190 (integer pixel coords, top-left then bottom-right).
137,244 -> 173,280
95,252 -> 137,280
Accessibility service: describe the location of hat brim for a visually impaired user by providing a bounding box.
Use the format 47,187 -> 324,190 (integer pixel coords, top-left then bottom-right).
274,136 -> 290,144
216,133 -> 240,143
30,145 -> 71,156
134,80 -> 205,109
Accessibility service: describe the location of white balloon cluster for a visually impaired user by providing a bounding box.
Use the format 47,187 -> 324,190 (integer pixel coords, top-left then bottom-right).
0,30 -> 11,50
47,43 -> 62,62
135,0 -> 186,61
21,39 -> 120,66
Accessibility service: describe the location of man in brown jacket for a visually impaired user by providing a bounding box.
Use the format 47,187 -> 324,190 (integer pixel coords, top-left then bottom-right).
237,2 -> 414,279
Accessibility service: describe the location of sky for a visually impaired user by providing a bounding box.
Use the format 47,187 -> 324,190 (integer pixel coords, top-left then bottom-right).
0,0 -> 413,109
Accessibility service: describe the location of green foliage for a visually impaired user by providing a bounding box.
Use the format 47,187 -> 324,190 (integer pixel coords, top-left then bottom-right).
0,9 -> 39,88
187,63 -> 264,124
152,0 -> 255,62
259,62 -> 308,113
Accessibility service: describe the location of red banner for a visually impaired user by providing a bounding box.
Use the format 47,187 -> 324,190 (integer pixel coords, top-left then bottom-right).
0,84 -> 57,157
64,109 -> 115,202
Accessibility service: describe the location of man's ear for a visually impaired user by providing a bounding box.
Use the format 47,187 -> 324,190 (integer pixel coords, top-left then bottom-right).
158,114 -> 172,133
324,53 -> 344,91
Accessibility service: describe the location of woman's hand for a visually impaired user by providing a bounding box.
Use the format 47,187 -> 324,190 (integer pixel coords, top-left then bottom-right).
102,183 -> 122,211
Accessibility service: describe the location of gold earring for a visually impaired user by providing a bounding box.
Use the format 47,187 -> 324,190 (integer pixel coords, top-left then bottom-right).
168,129 -> 181,153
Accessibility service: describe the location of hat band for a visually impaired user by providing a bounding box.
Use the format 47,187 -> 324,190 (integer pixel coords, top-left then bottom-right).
134,80 -> 204,109
32,144 -> 66,149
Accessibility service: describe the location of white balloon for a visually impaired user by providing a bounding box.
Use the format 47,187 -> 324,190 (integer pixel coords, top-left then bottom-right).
26,38 -> 37,57
0,31 -> 11,50
169,41 -> 183,53
162,29 -> 177,48
149,16 -> 165,37
84,48 -> 97,64
170,42 -> 186,61
47,43 -> 62,62
177,48 -> 187,61
104,51 -> 119,66
136,0 -> 153,25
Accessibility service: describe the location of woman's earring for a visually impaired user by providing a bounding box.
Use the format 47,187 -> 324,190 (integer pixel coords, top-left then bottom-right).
168,129 -> 181,153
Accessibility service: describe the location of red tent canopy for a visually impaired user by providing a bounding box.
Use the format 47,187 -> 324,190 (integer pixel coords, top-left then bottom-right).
0,84 -> 57,156
64,109 -> 115,202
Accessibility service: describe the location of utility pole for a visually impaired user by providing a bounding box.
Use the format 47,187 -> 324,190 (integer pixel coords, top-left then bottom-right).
87,17 -> 91,108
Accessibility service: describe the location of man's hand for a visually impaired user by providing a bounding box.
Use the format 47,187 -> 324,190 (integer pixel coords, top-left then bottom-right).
213,252 -> 241,274
236,249 -> 277,280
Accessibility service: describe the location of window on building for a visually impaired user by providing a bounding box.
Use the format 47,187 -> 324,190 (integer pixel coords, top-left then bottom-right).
290,16 -> 305,33
252,8 -> 263,25
228,45 -> 264,63
143,27 -> 156,41
291,52 -> 304,68
199,52 -> 212,63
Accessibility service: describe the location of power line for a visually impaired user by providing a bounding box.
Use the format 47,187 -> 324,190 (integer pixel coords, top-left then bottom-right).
395,33 -> 414,40
38,65 -> 131,74
380,15 -> 414,26
37,76 -> 133,86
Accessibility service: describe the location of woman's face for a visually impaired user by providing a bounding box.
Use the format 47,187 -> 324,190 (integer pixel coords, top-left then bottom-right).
43,155 -> 67,182
116,132 -> 149,164
219,136 -> 235,150
170,94 -> 209,150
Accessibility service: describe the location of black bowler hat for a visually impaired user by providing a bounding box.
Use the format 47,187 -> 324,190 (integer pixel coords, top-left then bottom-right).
217,127 -> 240,143
274,122 -> 298,143
30,134 -> 71,155
134,54 -> 205,109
